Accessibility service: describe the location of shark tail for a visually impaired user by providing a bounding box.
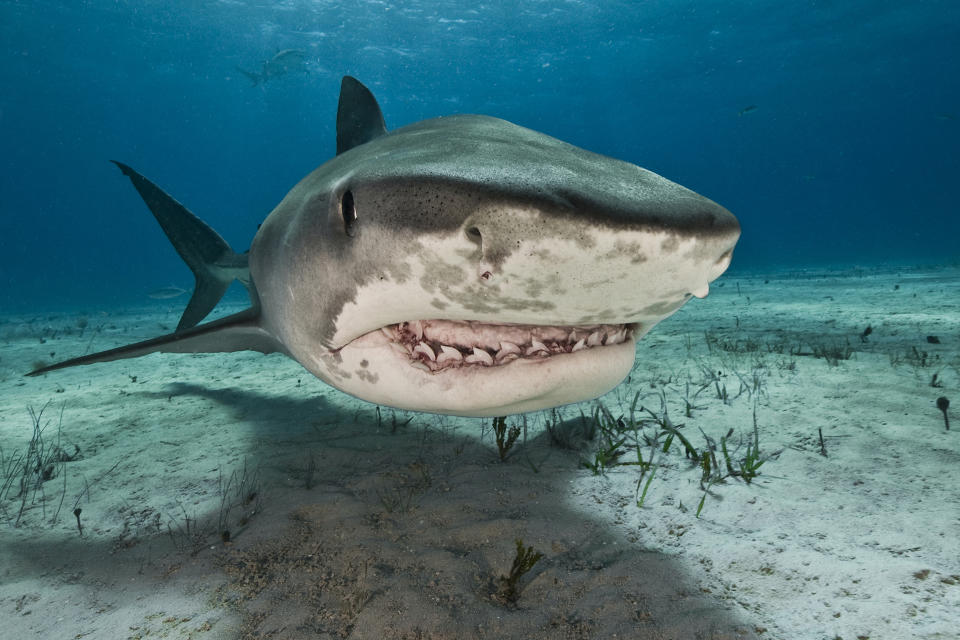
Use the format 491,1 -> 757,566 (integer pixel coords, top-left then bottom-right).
236,66 -> 261,86
111,161 -> 252,331
26,308 -> 282,377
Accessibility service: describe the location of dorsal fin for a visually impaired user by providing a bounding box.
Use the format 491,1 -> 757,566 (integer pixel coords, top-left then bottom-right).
336,76 -> 387,155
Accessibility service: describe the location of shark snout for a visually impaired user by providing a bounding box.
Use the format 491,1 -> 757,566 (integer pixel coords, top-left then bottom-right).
448,196 -> 737,330
461,188 -> 738,276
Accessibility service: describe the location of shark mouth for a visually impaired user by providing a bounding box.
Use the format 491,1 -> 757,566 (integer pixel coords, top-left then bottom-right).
376,319 -> 637,373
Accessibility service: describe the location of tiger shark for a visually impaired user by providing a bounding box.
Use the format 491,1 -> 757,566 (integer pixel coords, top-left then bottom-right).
28,77 -> 740,417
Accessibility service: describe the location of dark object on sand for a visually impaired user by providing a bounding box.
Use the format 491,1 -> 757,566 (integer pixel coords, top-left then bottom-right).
936,396 -> 950,431
926,335 -> 941,344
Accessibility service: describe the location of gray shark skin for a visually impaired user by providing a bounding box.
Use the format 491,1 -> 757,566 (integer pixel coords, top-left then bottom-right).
28,77 -> 740,417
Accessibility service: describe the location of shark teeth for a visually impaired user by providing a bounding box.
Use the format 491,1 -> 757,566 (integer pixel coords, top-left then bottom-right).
437,345 -> 463,365
465,347 -> 494,366
496,341 -> 521,362
606,327 -> 628,345
525,340 -> 550,356
391,320 -> 636,373
413,342 -> 436,361
398,320 -> 424,341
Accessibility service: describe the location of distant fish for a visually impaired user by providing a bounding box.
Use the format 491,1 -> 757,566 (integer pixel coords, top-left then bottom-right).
937,113 -> 956,121
148,286 -> 189,300
236,49 -> 308,86
738,105 -> 758,116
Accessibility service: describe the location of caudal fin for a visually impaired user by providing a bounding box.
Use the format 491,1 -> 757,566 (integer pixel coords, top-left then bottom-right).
235,66 -> 261,86
112,161 -> 252,331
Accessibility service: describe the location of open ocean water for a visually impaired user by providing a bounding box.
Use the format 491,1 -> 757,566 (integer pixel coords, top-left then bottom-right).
1,0 -> 958,314
2,4 -> 960,638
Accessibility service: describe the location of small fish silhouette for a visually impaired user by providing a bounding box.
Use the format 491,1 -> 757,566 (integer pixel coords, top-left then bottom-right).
148,286 -> 188,300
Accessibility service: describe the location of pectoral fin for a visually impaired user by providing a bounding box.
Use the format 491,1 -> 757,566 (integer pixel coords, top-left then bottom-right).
26,308 -> 282,376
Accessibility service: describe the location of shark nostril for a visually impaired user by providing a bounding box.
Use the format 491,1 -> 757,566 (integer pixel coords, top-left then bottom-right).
465,226 -> 493,280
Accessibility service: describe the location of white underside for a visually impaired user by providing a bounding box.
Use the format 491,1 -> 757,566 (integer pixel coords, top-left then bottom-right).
318,332 -> 638,417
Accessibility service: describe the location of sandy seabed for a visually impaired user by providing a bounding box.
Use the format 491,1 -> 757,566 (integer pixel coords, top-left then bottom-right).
1,265 -> 958,639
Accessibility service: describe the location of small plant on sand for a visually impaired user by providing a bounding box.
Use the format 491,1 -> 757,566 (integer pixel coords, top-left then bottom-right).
217,459 -> 262,542
583,387 -> 779,518
580,403 -> 636,475
692,398 -> 774,517
695,365 -> 732,404
495,538 -> 544,605
731,365 -> 769,402
376,406 -> 414,433
810,339 -> 854,366
581,438 -> 626,475
492,416 -> 521,461
635,463 -> 658,509
1,402 -> 80,527
682,381 -> 708,417
166,459 -> 262,553
376,462 -> 432,514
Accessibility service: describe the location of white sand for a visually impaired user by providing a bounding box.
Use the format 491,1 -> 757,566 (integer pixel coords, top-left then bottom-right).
1,265 -> 957,639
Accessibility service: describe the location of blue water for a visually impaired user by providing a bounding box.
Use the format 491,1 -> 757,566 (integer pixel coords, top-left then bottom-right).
1,0 -> 958,311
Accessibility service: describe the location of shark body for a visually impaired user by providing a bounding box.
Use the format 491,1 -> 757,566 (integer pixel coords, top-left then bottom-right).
236,49 -> 308,86
29,77 -> 740,417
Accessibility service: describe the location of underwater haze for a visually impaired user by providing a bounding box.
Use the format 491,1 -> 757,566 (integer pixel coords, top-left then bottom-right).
4,4 -> 960,637
1,0 -> 958,311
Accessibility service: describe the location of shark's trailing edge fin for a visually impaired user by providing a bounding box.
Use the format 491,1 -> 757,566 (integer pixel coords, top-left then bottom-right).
179,276 -> 231,331
336,76 -> 388,155
26,308 -> 281,377
236,66 -> 261,86
112,160 -> 252,331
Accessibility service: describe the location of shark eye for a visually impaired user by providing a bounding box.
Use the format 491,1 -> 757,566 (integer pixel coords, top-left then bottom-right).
465,225 -> 482,250
341,189 -> 357,237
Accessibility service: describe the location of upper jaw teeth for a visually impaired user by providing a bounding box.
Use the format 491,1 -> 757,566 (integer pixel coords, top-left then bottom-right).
384,319 -> 635,373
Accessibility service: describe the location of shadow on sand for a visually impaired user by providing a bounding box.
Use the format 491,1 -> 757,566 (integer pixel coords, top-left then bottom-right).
4,382 -> 759,639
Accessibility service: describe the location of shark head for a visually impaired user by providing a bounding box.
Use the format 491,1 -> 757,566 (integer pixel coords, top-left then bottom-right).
28,77 -> 738,418
251,79 -> 739,416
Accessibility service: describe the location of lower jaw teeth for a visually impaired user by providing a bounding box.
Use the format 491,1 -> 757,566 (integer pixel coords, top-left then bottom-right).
387,323 -> 633,373
464,347 -> 494,366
